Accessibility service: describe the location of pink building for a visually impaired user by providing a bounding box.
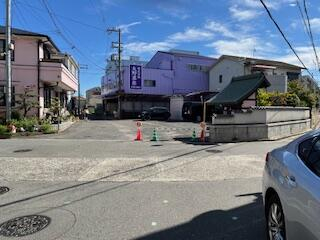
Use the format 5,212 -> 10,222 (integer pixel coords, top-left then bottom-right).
0,26 -> 79,119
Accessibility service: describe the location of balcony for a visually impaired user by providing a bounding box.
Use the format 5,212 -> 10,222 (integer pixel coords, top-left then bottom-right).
40,60 -> 78,92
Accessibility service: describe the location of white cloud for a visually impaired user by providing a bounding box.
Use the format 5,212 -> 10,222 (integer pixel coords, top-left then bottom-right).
204,21 -> 237,38
168,28 -> 214,42
276,46 -> 319,69
123,41 -> 176,55
142,11 -> 173,25
233,0 -> 296,10
229,5 -> 261,21
156,1 -> 190,20
310,18 -> 320,33
117,22 -> 141,34
206,37 -> 276,57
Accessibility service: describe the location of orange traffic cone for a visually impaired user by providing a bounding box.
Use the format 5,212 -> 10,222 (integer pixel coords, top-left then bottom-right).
135,128 -> 143,141
200,129 -> 205,142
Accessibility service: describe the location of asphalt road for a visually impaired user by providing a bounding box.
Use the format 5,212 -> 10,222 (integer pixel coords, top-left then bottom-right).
0,120 -> 294,239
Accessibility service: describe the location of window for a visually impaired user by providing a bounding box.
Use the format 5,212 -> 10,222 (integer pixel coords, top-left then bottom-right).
0,40 -> 15,61
144,79 -> 156,87
0,85 -> 15,106
0,40 -> 4,60
219,75 -> 223,83
44,87 -> 51,108
298,137 -> 316,162
0,86 -> 4,106
188,64 -> 209,72
298,137 -> 320,177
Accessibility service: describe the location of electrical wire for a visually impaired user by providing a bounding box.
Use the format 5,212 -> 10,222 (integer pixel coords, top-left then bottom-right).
89,0 -> 107,27
40,0 -> 105,70
14,0 -> 106,32
303,0 -> 320,72
259,0 -> 313,77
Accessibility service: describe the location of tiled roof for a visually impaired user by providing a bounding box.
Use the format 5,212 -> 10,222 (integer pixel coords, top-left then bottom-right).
0,26 -> 47,37
207,73 -> 270,106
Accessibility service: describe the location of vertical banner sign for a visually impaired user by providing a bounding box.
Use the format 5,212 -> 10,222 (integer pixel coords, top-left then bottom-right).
130,65 -> 142,89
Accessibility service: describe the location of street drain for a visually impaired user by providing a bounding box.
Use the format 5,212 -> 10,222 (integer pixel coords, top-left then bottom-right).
0,187 -> 9,195
0,215 -> 51,237
13,149 -> 32,153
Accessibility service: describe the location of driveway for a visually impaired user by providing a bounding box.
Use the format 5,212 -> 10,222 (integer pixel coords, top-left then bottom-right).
0,120 -> 293,239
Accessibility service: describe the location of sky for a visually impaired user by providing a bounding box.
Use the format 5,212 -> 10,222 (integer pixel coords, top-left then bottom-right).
1,0 -> 320,94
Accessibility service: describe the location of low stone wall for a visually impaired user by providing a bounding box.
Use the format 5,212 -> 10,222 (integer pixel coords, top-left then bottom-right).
52,121 -> 75,133
209,106 -> 311,142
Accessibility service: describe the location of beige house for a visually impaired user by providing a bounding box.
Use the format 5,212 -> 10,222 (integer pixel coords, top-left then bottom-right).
86,87 -> 102,113
209,55 -> 304,94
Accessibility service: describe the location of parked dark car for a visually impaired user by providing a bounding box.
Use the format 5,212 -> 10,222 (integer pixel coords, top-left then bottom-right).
140,107 -> 171,121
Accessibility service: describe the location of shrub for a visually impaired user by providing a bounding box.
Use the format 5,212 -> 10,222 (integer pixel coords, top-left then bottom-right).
257,89 -> 301,107
0,125 -> 11,138
41,123 -> 56,134
257,89 -> 272,106
288,80 -> 319,107
10,118 -> 38,132
285,93 -> 300,107
0,125 -> 8,134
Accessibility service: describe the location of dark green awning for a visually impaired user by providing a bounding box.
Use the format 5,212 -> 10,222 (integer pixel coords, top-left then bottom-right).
207,73 -> 270,106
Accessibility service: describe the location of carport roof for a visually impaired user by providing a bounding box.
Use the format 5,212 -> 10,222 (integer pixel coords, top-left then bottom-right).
206,73 -> 270,106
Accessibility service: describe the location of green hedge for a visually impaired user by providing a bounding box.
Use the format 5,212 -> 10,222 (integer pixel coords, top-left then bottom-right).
257,89 -> 300,107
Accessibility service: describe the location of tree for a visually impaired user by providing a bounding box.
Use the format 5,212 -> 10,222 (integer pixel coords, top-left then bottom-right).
288,80 -> 318,107
15,86 -> 39,118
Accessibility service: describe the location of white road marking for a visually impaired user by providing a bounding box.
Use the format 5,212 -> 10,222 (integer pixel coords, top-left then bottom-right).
151,222 -> 157,226
163,200 -> 169,204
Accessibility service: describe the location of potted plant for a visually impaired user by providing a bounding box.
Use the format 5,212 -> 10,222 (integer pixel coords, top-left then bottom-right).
0,125 -> 12,139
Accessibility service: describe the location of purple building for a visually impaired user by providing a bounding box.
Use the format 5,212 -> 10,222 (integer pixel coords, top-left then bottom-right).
101,50 -> 216,118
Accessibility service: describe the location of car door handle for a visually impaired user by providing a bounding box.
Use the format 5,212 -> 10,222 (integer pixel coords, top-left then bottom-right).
286,176 -> 297,188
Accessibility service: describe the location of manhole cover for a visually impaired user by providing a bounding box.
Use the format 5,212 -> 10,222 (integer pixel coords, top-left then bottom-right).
0,215 -> 51,237
13,149 -> 32,153
0,187 -> 9,195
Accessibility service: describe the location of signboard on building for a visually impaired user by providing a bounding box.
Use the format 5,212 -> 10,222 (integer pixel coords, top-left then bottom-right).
130,65 -> 142,89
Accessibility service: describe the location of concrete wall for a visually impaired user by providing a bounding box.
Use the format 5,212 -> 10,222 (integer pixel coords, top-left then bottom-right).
209,107 -> 311,142
209,59 -> 245,93
266,75 -> 287,93
212,107 -> 310,125
210,119 -> 311,142
170,95 -> 184,120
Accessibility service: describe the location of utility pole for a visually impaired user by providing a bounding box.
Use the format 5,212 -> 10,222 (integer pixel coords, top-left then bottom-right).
77,64 -> 88,117
107,27 -> 122,119
5,0 -> 12,122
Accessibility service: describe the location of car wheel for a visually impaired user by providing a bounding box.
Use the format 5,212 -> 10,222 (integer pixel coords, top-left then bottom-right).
145,115 -> 151,121
267,195 -> 286,240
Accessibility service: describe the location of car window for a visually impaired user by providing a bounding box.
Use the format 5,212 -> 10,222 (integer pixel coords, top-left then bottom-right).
298,137 -> 316,162
307,138 -> 320,177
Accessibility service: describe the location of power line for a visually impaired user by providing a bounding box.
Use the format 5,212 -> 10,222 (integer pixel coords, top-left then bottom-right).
40,0 -> 105,70
89,0 -> 107,27
12,0 -> 27,28
259,0 -> 313,77
303,0 -> 320,72
14,0 -> 106,32
296,0 -> 311,39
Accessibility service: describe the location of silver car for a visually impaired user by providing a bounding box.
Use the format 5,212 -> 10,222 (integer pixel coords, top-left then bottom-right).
263,130 -> 320,240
